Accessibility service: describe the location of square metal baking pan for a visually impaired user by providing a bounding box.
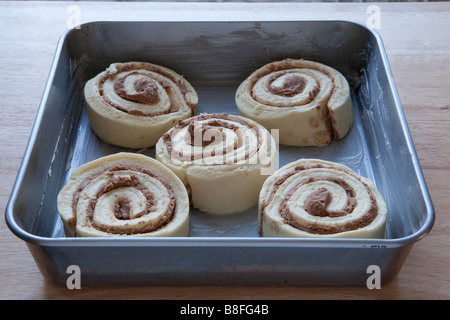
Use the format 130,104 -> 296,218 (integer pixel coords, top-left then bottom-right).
6,20 -> 434,286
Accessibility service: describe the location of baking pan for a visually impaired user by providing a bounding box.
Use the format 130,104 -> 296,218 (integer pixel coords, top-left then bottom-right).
6,21 -> 434,286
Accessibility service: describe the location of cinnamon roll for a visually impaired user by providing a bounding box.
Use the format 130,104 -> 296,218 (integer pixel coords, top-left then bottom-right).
259,159 -> 387,239
84,62 -> 198,149
235,59 -> 353,146
155,113 -> 278,215
57,153 -> 190,237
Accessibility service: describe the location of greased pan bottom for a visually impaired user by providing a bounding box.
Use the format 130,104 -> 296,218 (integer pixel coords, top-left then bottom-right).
6,21 -> 434,286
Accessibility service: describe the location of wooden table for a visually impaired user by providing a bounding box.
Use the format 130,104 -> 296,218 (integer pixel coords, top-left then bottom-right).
1,1 -> 449,300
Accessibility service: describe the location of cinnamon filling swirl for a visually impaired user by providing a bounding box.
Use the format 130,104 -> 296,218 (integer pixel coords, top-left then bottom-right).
84,61 -> 198,149
71,165 -> 176,235
97,64 -> 188,117
260,163 -> 381,235
236,59 -> 354,146
155,112 -> 278,215
161,113 -> 262,164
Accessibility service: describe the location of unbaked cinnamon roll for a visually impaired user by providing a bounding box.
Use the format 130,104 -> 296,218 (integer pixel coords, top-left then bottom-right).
84,62 -> 198,149
235,59 -> 353,146
57,153 -> 190,237
155,113 -> 278,215
259,159 -> 387,239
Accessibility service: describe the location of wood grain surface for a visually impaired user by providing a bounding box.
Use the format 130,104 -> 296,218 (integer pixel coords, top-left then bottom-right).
1,1 -> 449,300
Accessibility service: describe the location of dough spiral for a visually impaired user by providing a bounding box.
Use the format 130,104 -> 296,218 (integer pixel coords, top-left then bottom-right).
259,159 -> 387,238
156,113 -> 278,215
84,62 -> 198,149
235,59 -> 353,146
57,153 -> 190,237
